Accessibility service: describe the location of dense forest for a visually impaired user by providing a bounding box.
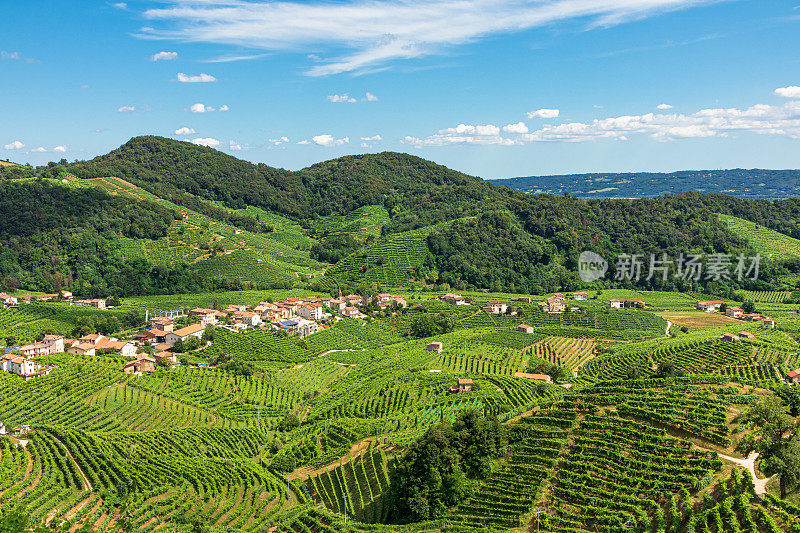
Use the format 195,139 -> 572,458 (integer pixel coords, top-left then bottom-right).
0,181 -> 216,296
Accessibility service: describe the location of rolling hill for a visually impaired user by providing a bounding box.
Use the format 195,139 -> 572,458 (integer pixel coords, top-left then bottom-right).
2,136 -> 800,297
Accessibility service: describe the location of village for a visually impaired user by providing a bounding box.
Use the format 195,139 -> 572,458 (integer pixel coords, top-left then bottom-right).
0,288 -> 790,385
0,290 -> 409,379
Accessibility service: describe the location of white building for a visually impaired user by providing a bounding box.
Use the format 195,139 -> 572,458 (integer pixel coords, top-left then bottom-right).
165,324 -> 206,346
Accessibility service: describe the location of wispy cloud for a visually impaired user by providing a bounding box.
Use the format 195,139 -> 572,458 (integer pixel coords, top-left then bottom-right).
176,72 -> 217,82
139,0 -> 724,76
118,105 -> 136,113
328,94 -> 357,103
403,88 -> 800,147
1,50 -> 40,63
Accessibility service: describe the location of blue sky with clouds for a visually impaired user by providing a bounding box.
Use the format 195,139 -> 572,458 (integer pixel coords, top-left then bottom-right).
2,0 -> 800,178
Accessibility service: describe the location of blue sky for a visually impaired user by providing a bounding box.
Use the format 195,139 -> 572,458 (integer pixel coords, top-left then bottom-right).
2,0 -> 800,178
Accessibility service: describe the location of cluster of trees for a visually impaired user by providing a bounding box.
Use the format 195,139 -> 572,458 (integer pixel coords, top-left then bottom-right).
71,310 -> 141,337
737,392 -> 800,497
386,410 -> 506,522
409,313 -> 455,338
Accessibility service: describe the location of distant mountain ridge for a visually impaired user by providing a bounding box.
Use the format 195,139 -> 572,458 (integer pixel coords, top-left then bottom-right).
492,169 -> 800,199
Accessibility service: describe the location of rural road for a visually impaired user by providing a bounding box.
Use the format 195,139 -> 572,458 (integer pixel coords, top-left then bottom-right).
718,451 -> 773,496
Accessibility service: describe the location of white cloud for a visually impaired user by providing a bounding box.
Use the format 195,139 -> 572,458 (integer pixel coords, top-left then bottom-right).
190,103 -> 214,113
502,122 -> 529,133
53,145 -> 67,153
527,108 -> 560,119
328,94 -> 357,103
219,104 -> 229,111
176,72 -> 217,83
269,136 -> 290,145
775,86 -> 800,99
657,103 -> 674,109
113,2 -> 128,9
360,135 -> 382,141
191,137 -> 220,147
174,127 -> 196,135
229,141 -> 243,150
4,140 -> 24,150
151,51 -> 178,61
140,0 -> 720,76
365,92 -> 379,101
118,105 -> 136,113
31,147 -> 47,153
297,140 -> 311,145
312,134 -> 349,147
403,92 -> 800,146
1,51 -> 20,60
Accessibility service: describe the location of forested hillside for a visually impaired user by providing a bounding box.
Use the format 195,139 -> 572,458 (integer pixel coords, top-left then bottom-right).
0,181 -> 214,296
2,137 -> 800,296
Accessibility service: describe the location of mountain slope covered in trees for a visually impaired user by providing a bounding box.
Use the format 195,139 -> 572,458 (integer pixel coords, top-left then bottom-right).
2,136 -> 800,296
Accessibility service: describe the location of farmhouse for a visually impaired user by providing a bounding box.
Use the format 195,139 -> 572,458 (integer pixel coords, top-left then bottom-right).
513,372 -> 553,384
573,292 -> 589,301
739,331 -> 757,340
441,293 -> 468,305
788,369 -> 800,384
510,296 -> 532,303
696,300 -> 723,312
725,306 -> 744,318
609,298 -> 645,309
19,335 -> 65,357
60,291 -> 73,299
149,317 -> 175,332
483,300 -> 508,314
426,341 -> 444,353
123,356 -> 156,374
101,340 -> 137,357
450,378 -> 473,393
517,324 -> 535,334
720,332 -> 741,343
69,343 -> 96,356
74,298 -> 106,309
165,324 -> 206,346
153,351 -> 178,365
0,293 -> 18,307
344,294 -> 364,306
2,354 -> 36,377
540,296 -> 566,313
233,311 -> 262,327
764,318 -> 776,328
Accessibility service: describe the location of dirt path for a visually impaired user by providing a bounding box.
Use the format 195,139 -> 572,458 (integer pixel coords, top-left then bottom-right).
718,451 -> 774,496
665,320 -> 672,337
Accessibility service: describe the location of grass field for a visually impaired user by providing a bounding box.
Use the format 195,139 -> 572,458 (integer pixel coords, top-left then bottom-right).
658,310 -> 741,329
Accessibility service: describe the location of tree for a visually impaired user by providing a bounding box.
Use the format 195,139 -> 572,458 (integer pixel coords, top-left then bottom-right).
737,395 -> 800,497
742,300 -> 757,314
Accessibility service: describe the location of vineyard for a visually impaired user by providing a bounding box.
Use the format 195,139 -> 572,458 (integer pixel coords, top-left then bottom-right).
719,213 -> 800,262
5,286 -> 800,532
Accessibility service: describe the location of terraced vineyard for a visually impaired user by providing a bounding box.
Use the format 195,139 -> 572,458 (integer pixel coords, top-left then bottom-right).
5,288 -> 800,532
738,290 -> 792,303
719,213 -> 800,261
63,175 -> 323,283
